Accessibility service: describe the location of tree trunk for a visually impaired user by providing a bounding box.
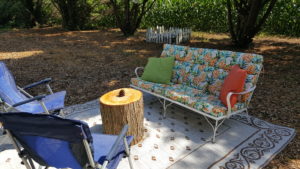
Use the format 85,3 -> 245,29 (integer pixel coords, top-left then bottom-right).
99,88 -> 144,145
226,0 -> 277,48
110,0 -> 156,36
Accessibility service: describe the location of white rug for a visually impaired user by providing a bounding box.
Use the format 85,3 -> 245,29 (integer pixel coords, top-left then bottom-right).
0,93 -> 295,169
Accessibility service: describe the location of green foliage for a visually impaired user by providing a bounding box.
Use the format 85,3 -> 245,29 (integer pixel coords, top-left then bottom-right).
143,0 -> 227,32
263,0 -> 300,36
0,0 -> 29,27
0,0 -> 299,37
0,0 -> 52,28
141,0 -> 300,36
85,0 -> 115,28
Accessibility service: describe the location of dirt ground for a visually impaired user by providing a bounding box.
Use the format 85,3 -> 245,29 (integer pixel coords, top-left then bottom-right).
0,27 -> 299,169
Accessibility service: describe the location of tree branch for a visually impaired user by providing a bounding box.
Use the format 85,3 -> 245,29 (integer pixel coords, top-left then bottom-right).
254,0 -> 277,35
226,0 -> 236,42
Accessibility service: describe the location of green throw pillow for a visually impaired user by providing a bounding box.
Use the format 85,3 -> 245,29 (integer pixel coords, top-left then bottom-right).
141,57 -> 175,84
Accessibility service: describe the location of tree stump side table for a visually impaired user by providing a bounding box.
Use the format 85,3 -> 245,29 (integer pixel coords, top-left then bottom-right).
99,88 -> 144,145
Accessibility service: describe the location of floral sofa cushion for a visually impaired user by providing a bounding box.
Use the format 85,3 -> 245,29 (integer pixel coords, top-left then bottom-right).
187,47 -> 218,66
164,86 -> 246,117
171,61 -> 192,84
207,69 -> 229,96
161,44 -> 190,61
132,44 -> 263,118
190,94 -> 246,117
131,78 -> 171,95
209,50 -> 263,101
132,77 -> 245,117
164,84 -> 206,104
186,64 -> 212,91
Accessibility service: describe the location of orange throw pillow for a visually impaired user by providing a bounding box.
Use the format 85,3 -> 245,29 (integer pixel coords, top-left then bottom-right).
220,65 -> 247,107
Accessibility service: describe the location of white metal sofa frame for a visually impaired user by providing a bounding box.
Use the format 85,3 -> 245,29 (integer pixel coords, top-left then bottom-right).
130,67 -> 259,143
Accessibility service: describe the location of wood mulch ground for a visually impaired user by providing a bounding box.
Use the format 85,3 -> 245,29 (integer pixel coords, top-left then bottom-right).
0,27 -> 299,169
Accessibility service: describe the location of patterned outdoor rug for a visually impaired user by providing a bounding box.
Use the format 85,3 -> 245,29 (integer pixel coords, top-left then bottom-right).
0,93 -> 295,169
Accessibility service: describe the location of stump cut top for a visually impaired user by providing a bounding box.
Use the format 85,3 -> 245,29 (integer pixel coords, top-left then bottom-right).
100,88 -> 142,106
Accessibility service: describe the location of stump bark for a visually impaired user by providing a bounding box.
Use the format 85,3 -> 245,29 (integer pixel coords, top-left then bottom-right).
99,88 -> 144,145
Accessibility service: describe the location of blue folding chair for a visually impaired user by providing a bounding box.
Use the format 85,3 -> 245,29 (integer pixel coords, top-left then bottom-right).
0,112 -> 134,169
0,62 -> 66,114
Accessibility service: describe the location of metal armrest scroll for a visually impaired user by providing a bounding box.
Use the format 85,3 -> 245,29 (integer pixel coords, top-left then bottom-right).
134,67 -> 144,78
22,78 -> 52,90
226,86 -> 256,117
105,125 -> 129,161
12,95 -> 46,108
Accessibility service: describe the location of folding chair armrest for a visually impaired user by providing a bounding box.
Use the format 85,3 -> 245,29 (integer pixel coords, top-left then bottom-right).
135,67 -> 144,78
105,125 -> 129,162
226,86 -> 256,117
12,95 -> 46,107
22,78 -> 52,90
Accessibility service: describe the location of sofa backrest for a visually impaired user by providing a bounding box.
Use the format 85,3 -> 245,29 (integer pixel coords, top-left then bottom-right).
161,44 -> 263,102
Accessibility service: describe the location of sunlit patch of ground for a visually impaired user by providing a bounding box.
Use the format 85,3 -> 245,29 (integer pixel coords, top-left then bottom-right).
0,50 -> 44,59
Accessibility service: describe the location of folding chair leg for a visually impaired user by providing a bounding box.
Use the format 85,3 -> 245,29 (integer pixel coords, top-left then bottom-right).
39,101 -> 50,114
28,158 -> 36,169
6,130 -> 33,169
127,154 -> 134,169
46,84 -> 53,95
101,161 -> 108,169
22,159 -> 33,169
123,138 -> 134,169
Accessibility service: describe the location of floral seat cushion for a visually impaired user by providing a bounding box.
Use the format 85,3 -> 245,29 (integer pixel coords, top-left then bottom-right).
163,85 -> 245,117
164,84 -> 206,104
131,78 -> 171,95
190,94 -> 246,117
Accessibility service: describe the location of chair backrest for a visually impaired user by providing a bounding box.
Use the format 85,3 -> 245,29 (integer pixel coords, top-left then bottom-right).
0,62 -> 41,111
160,44 -> 263,102
0,112 -> 93,169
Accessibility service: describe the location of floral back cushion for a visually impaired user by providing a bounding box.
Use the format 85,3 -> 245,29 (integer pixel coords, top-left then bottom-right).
161,44 -> 190,61
187,48 -> 218,66
209,50 -> 263,101
171,61 -> 192,84
159,44 -> 263,104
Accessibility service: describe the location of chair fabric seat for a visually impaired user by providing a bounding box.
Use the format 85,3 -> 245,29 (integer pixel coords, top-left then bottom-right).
92,134 -> 133,169
15,91 -> 66,114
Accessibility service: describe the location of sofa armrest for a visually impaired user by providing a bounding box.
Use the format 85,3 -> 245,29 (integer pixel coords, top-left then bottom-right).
226,86 -> 256,117
135,67 -> 144,78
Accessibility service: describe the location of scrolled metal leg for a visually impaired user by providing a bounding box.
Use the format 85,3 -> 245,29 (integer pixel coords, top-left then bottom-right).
157,98 -> 173,117
163,100 -> 167,117
203,117 -> 226,143
245,109 -> 249,116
